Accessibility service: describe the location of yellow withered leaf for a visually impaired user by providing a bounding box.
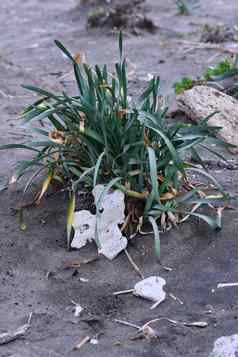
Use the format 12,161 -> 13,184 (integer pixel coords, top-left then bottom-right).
36,170 -> 54,204
67,192 -> 76,250
49,130 -> 65,145
116,109 -> 130,119
144,132 -> 150,146
74,53 -> 82,64
160,192 -> 176,201
74,52 -> 86,64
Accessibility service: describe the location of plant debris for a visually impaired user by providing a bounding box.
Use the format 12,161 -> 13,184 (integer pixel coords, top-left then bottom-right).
217,282 -> 238,288
0,313 -> 32,345
201,24 -> 237,44
73,335 -> 91,350
115,316 -> 208,343
71,300 -> 84,317
87,1 -> 158,34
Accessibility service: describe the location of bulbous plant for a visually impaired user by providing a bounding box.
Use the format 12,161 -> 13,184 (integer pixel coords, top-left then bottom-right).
1,33 -> 231,257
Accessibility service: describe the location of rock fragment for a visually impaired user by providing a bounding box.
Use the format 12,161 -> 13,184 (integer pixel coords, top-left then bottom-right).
177,85 -> 238,153
209,334 -> 238,357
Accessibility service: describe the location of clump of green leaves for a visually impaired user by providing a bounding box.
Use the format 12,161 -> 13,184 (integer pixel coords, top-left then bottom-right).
203,59 -> 234,81
1,33 -> 231,255
176,0 -> 190,15
174,76 -> 194,94
174,55 -> 238,95
202,54 -> 238,97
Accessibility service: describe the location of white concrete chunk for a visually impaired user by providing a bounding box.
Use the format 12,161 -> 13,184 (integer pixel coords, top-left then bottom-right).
71,210 -> 96,249
209,334 -> 238,357
134,276 -> 166,303
71,185 -> 127,259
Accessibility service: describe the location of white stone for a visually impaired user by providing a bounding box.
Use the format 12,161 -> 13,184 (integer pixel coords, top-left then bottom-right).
134,276 -> 166,303
209,334 -> 238,357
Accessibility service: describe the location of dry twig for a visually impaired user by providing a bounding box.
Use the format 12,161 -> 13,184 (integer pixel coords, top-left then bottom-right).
124,248 -> 144,279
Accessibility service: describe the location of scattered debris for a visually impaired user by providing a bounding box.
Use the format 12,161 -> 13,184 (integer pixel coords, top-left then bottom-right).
0,313 -> 32,345
64,260 -> 81,269
79,277 -> 89,283
142,318 -> 208,329
115,317 -> 208,330
209,334 -> 238,357
90,338 -> 99,345
82,257 -> 99,264
71,184 -> 127,260
73,335 -> 90,351
0,89 -> 13,98
87,1 -> 158,34
115,319 -> 140,329
114,319 -> 158,341
134,276 -> 166,308
89,333 -> 102,345
138,325 -> 159,341
174,39 -> 238,55
71,300 -> 83,317
201,24 -> 237,44
162,266 -> 173,272
113,289 -> 135,296
115,316 -> 207,342
177,85 -> 238,153
217,282 -> 238,288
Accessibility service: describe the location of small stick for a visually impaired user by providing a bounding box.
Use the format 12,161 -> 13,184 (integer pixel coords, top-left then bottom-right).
113,289 -> 135,296
150,299 -> 165,310
169,293 -> 184,305
217,282 -> 238,288
114,319 -> 140,330
162,266 -> 173,272
124,249 -> 144,279
121,213 -> 131,233
0,312 -> 32,345
0,89 -> 12,98
74,336 -> 90,350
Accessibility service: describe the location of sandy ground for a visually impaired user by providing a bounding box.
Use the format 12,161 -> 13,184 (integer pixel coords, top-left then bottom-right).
1,0 -> 238,356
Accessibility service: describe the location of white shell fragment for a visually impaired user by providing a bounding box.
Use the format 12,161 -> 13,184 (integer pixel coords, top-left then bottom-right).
71,185 -> 127,260
71,300 -> 83,317
134,276 -> 166,304
209,334 -> 238,357
74,304 -> 83,317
